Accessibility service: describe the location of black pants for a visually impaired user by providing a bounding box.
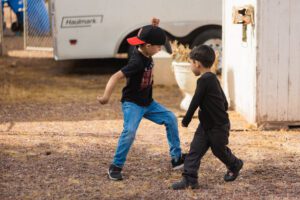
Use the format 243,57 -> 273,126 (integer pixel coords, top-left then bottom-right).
183,123 -> 239,183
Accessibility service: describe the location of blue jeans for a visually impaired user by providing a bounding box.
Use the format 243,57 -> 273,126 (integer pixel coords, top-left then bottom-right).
113,101 -> 182,167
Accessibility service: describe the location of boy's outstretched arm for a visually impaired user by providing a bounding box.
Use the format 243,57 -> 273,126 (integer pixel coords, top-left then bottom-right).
97,70 -> 125,104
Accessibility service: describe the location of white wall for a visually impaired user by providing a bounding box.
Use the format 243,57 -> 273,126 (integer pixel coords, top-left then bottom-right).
257,0 -> 300,123
223,0 -> 257,123
223,0 -> 300,126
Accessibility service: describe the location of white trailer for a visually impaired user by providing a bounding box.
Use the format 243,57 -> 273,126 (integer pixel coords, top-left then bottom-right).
51,0 -> 222,60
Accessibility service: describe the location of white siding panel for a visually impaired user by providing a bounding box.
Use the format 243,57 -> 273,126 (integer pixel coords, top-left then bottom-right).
277,0 -> 290,121
223,0 -> 257,123
256,0 -> 265,122
288,0 -> 300,121
259,0 -> 280,121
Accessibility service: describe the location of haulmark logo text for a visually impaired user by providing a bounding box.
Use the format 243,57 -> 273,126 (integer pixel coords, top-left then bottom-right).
61,15 -> 103,28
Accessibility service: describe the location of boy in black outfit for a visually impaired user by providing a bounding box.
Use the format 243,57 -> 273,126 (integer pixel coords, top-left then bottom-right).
172,45 -> 243,190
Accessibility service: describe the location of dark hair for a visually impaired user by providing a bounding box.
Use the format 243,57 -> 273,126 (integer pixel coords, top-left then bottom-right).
189,45 -> 215,68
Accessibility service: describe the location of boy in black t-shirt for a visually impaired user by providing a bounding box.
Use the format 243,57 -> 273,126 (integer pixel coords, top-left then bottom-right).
97,19 -> 185,181
172,45 -> 243,190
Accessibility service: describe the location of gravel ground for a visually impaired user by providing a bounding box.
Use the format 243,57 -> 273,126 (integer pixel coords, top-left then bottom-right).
0,55 -> 300,200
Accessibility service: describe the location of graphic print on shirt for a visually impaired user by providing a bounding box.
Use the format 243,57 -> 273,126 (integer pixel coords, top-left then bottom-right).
140,61 -> 154,90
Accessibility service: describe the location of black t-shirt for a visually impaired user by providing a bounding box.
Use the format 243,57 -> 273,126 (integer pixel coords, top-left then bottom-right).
182,72 -> 229,130
121,48 -> 154,106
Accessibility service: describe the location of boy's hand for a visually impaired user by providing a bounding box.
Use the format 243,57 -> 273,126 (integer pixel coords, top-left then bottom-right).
181,118 -> 189,128
151,17 -> 160,26
97,95 -> 109,104
181,122 -> 188,128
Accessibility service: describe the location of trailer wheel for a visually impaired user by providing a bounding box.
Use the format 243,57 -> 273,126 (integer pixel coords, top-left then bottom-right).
192,29 -> 222,74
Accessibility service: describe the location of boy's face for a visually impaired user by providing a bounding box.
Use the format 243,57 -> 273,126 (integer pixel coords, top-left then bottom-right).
145,44 -> 162,56
190,59 -> 201,76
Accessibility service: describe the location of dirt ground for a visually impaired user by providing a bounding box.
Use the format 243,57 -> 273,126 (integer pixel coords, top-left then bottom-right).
0,53 -> 300,200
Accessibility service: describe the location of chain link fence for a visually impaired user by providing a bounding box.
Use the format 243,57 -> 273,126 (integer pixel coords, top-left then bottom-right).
24,0 -> 52,50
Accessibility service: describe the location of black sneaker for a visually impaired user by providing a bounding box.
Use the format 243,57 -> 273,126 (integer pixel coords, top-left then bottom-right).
171,153 -> 186,170
171,177 -> 199,190
224,159 -> 243,182
107,164 -> 123,181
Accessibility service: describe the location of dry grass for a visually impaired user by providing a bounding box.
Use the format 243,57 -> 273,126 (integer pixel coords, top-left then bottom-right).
0,56 -> 300,200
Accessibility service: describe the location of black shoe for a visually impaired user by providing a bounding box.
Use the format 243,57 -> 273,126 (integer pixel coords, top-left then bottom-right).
172,177 -> 199,190
107,164 -> 123,181
224,159 -> 243,182
171,153 -> 186,170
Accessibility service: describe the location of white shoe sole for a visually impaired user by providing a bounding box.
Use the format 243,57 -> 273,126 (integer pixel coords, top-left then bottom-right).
107,169 -> 123,181
172,163 -> 184,170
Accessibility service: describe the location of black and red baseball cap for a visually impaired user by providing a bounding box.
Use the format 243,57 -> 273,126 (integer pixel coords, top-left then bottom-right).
127,25 -> 166,46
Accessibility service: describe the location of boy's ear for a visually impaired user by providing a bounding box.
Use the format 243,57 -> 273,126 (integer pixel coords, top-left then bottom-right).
195,60 -> 202,68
